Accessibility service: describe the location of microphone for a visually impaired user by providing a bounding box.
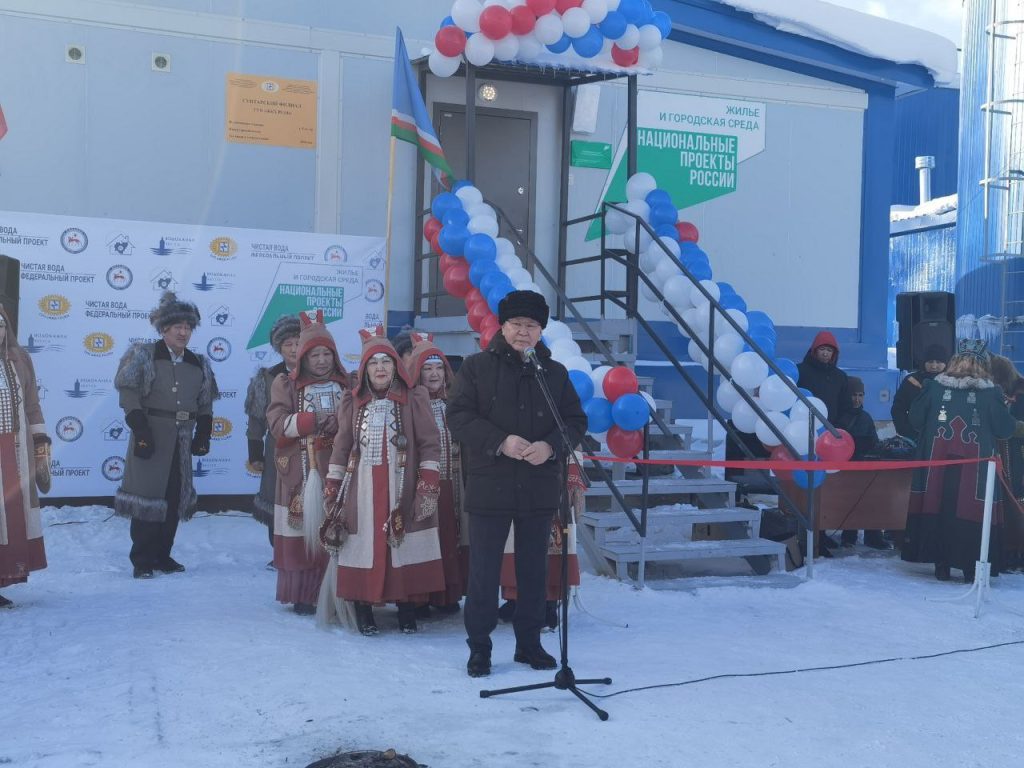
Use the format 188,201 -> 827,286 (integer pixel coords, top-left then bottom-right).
523,346 -> 544,373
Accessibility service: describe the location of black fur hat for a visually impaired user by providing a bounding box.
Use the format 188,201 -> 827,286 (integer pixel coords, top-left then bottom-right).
269,315 -> 301,352
498,290 -> 549,328
149,291 -> 201,331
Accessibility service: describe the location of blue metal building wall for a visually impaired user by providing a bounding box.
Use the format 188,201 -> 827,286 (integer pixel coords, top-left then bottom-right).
887,224 -> 958,348
892,88 -> 960,205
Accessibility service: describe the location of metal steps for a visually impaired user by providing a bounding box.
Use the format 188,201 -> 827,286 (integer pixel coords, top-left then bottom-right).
598,539 -> 786,581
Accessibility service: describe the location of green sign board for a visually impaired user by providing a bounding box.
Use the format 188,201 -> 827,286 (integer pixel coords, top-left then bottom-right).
246,283 -> 345,349
571,140 -> 613,169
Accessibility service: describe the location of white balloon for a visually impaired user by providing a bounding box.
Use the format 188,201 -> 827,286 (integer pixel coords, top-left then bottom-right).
714,308 -> 748,339
618,23 -> 640,48
731,398 -> 760,434
661,274 -> 692,310
783,420 -> 812,457
506,266 -> 531,284
624,199 -> 650,227
755,411 -> 789,447
639,243 -> 665,274
534,13 -> 564,45
467,214 -> 499,237
638,45 -> 663,69
455,185 -> 483,208
790,396 -> 829,425
564,355 -> 592,373
452,0 -> 484,33
543,319 -> 573,343
730,351 -> 769,390
640,281 -> 659,302
513,277 -> 534,290
428,49 -> 461,77
562,7 -> 590,37
495,251 -> 520,271
606,0 -> 620,9
653,255 -> 679,286
591,364 -> 613,394
682,306 -> 707,336
716,380 -> 743,412
637,24 -> 662,50
654,236 -> 681,260
688,339 -> 708,369
517,33 -> 543,59
581,0 -> 608,24
690,279 -> 720,309
625,172 -> 657,202
712,332 -> 745,370
483,0 -> 508,6
520,282 -> 544,295
466,202 -> 496,220
604,204 -> 630,235
465,33 -> 495,66
495,237 -> 516,255
621,227 -> 653,256
758,374 -> 798,412
549,337 -> 582,360
493,34 -> 520,61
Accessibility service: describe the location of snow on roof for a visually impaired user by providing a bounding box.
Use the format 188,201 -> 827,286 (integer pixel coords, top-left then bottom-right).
890,193 -> 957,233
713,0 -> 959,86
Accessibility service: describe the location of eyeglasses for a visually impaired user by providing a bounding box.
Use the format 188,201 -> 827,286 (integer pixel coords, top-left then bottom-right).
506,320 -> 541,332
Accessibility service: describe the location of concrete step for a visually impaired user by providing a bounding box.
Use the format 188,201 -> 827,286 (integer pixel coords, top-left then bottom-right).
580,506 -> 760,529
598,538 -> 787,580
583,476 -> 735,498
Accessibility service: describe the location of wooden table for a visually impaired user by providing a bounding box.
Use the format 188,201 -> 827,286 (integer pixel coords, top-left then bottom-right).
778,467 -> 913,532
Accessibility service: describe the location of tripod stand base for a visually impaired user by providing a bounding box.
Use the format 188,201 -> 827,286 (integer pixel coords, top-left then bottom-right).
480,665 -> 612,720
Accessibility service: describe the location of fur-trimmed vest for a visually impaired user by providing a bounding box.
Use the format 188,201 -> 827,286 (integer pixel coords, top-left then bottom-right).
114,341 -> 218,522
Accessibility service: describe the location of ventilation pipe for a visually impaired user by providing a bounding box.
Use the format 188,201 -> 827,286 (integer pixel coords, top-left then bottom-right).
915,155 -> 935,204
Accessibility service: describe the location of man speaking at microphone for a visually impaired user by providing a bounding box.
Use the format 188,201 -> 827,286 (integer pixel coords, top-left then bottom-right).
448,290 -> 587,678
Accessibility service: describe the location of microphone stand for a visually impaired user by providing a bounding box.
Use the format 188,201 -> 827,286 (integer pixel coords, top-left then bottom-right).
479,349 -> 612,720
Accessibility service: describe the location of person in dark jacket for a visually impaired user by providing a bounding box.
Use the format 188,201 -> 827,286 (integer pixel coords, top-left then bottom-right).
891,344 -> 948,443
447,290 -> 587,678
990,354 -> 1024,571
837,377 -> 888,549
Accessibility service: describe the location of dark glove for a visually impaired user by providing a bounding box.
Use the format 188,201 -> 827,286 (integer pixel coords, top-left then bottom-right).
247,438 -> 264,465
126,410 -> 155,459
191,414 -> 212,457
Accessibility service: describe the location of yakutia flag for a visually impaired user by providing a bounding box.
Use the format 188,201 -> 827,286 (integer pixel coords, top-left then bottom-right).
391,28 -> 453,188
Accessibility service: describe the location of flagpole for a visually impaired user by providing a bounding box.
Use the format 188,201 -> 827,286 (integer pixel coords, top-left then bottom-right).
383,134 -> 397,331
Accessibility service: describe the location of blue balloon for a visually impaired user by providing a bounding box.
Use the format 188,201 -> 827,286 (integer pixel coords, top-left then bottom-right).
469,257 -> 498,287
611,393 -> 650,431
438,225 -> 469,256
571,26 -> 604,58
599,10 -> 627,39
717,282 -> 735,296
774,358 -> 799,381
479,269 -> 511,297
463,232 -> 497,264
440,15 -> 455,28
679,241 -> 702,257
746,311 -> 774,329
547,34 -> 571,53
655,224 -> 680,240
793,455 -> 825,489
649,203 -> 677,229
569,369 -> 595,402
645,189 -> 673,208
584,397 -> 614,434
487,283 -> 513,315
798,387 -> 813,398
431,192 -> 461,221
443,208 -> 470,229
652,10 -> 672,38
719,293 -> 747,312
618,0 -> 645,25
689,261 -> 713,281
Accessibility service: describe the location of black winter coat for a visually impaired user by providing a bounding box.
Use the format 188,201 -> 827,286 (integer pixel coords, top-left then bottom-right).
890,369 -> 938,441
796,359 -> 850,426
447,333 -> 587,517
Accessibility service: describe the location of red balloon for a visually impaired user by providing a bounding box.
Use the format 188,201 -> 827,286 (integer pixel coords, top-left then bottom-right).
464,288 -> 485,309
423,216 -> 442,242
815,428 -> 855,463
510,5 -> 537,34
676,221 -> 699,243
480,324 -> 499,349
480,313 -> 500,337
443,264 -> 472,299
479,5 -> 513,40
611,44 -> 640,67
435,25 -> 467,57
603,366 -> 639,402
526,0 -> 557,16
607,426 -> 644,458
467,301 -> 490,332
768,445 -> 795,483
429,230 -> 443,256
439,253 -> 464,274
555,0 -> 582,11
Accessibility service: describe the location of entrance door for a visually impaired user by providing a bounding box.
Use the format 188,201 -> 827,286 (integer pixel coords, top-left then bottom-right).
432,104 -> 537,317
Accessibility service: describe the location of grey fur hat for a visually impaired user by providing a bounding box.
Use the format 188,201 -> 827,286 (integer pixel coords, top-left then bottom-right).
149,291 -> 201,331
270,315 -> 301,352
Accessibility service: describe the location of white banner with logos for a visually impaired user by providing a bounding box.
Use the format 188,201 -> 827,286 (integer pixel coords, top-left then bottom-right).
0,210 -> 386,498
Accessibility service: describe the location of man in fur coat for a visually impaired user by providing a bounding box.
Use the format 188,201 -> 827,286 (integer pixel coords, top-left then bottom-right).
114,292 -> 219,579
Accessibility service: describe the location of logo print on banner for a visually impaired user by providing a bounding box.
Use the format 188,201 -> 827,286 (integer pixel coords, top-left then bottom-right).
102,456 -> 125,481
106,264 -> 133,290
38,294 -> 71,319
64,379 -> 109,399
107,234 -> 134,256
24,333 -> 66,354
151,269 -> 177,292
209,237 -> 238,260
364,279 -> 384,302
103,420 -> 127,441
210,305 -> 234,328
324,245 -> 348,264
56,416 -> 84,442
193,457 -> 229,477
212,417 -> 232,439
192,272 -> 233,292
150,237 -> 192,256
207,337 -> 231,362
60,228 -> 88,254
83,332 -> 115,356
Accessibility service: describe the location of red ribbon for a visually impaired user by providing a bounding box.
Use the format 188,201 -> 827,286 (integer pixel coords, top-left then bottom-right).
582,453 -> 1001,472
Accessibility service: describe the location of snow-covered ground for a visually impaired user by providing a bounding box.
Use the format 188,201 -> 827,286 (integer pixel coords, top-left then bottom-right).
3,505 -> 1024,768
